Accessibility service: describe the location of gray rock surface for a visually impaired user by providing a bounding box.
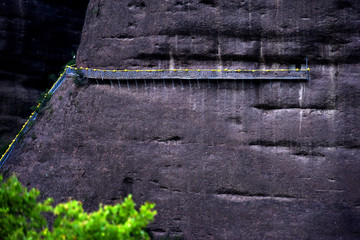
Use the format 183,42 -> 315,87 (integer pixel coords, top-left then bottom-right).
77,0 -> 359,69
4,0 -> 360,239
0,0 -> 88,142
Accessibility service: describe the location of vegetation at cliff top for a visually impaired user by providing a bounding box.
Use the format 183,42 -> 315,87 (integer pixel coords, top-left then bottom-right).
73,69 -> 87,87
0,174 -> 156,240
48,53 -> 76,82
30,89 -> 53,114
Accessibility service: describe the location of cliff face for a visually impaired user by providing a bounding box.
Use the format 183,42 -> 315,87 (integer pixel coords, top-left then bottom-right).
77,0 -> 359,69
0,0 -> 88,142
4,0 -> 360,239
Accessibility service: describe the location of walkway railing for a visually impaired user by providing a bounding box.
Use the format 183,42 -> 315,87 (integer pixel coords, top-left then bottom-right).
0,63 -> 310,169
0,67 -> 70,168
71,67 -> 310,81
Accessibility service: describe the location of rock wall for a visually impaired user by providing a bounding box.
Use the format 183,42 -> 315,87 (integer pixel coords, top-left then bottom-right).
0,0 -> 88,142
3,0 -> 360,239
77,0 -> 359,69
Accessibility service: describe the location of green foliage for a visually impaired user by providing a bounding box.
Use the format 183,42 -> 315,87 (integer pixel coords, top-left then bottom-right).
46,196 -> 156,240
38,91 -> 53,106
30,105 -> 38,112
30,90 -> 53,114
27,119 -> 35,130
64,57 -> 76,67
18,119 -> 34,143
0,175 -> 157,240
73,69 -> 87,87
0,175 -> 53,239
48,74 -> 58,82
65,52 -> 76,66
31,133 -> 37,140
91,6 -> 100,17
48,53 -> 76,84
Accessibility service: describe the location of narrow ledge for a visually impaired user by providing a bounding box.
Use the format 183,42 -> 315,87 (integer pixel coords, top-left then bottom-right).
215,194 -> 299,202
252,104 -> 336,111
214,188 -> 298,202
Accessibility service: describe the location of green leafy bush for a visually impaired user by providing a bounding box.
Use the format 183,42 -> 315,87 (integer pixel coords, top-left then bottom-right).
0,175 -> 53,239
73,69 -> 87,87
0,175 -> 157,240
64,57 -> 76,67
49,53 -> 76,83
30,90 -> 53,114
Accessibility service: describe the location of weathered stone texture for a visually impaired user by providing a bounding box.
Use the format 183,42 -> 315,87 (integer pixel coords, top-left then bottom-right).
0,0 -> 88,141
3,0 -> 360,239
77,0 -> 360,69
